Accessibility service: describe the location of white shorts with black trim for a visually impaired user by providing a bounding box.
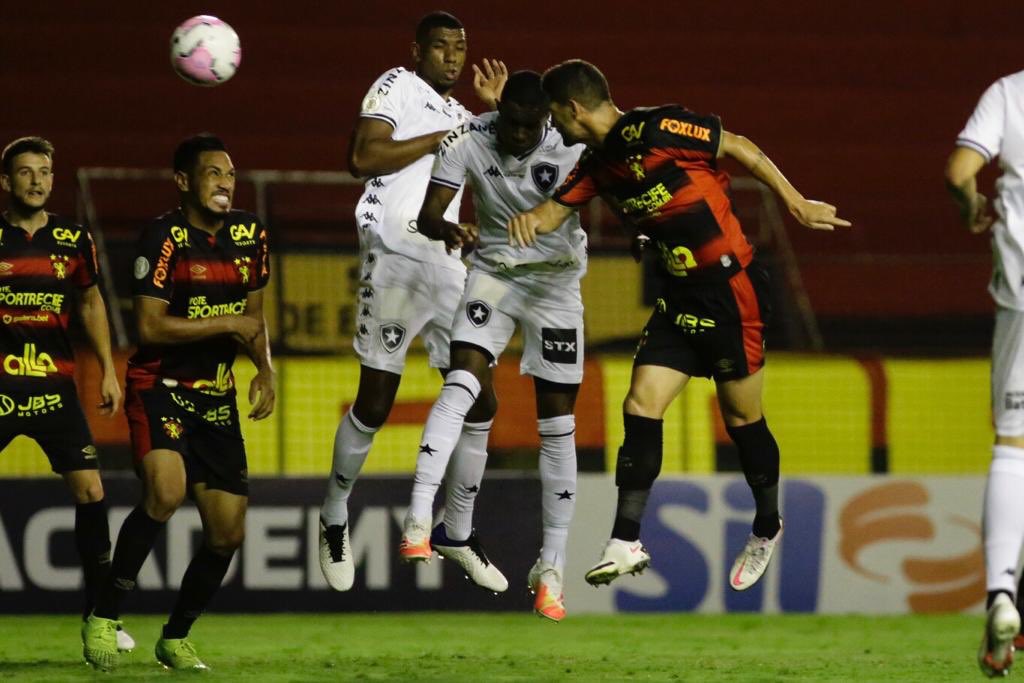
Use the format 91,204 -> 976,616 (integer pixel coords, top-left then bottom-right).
352,240 -> 466,374
450,269 -> 584,385
993,306 -> 1024,436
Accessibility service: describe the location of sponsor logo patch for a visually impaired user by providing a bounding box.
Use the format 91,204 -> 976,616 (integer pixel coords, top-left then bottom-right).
541,328 -> 578,364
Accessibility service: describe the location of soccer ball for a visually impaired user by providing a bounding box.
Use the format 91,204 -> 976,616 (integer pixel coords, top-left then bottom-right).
170,15 -> 241,86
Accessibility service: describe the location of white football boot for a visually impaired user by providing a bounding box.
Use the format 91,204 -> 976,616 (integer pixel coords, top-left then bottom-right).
116,625 -> 136,652
729,519 -> 783,591
398,517 -> 433,563
528,560 -> 566,622
319,518 -> 354,591
431,525 -> 508,593
979,592 -> 1020,678
584,538 -> 651,586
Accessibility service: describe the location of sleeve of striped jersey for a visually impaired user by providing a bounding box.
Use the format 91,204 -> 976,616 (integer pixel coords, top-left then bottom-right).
648,109 -> 722,162
253,222 -> 271,290
358,70 -> 406,130
957,79 -> 1005,162
132,226 -> 176,302
430,130 -> 467,190
72,229 -> 99,289
553,159 -> 598,207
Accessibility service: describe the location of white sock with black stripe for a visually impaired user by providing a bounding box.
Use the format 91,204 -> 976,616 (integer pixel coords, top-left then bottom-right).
320,410 -> 379,527
408,370 -> 481,524
442,419 -> 493,542
538,414 -> 577,572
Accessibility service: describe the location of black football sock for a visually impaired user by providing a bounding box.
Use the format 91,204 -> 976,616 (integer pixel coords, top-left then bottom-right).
163,545 -> 234,639
611,489 -> 650,542
726,418 -> 781,538
93,505 -> 165,620
75,500 -> 112,620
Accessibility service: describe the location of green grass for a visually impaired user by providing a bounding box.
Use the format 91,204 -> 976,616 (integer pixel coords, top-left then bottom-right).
0,612 -> 986,681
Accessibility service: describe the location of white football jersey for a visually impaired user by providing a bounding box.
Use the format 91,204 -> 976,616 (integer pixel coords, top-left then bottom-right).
431,111 -> 587,283
958,69 -> 1024,310
356,67 -> 470,270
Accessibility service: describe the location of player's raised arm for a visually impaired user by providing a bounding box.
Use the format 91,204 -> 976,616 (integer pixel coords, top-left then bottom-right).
347,118 -> 449,179
719,131 -> 851,231
507,198 -> 575,247
472,58 -> 508,110
945,146 -> 994,234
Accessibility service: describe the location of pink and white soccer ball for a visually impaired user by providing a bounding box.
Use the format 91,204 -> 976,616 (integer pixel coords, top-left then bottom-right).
170,15 -> 241,86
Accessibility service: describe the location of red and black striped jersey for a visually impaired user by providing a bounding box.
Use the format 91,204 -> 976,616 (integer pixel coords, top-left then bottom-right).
127,209 -> 270,394
0,213 -> 99,388
554,105 -> 753,281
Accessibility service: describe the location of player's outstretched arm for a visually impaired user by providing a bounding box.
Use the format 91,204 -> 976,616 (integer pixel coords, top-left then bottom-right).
418,182 -> 474,253
945,146 -> 994,234
135,296 -> 259,347
78,284 -> 122,416
241,289 -> 275,421
472,58 -> 508,110
507,199 -> 575,248
348,117 -> 448,178
720,131 -> 851,231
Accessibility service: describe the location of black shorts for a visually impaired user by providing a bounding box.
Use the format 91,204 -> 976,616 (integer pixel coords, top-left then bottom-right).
0,382 -> 97,473
125,381 -> 248,496
634,262 -> 772,381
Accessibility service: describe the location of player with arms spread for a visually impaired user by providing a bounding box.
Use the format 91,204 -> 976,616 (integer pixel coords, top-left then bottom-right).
402,71 -> 585,620
0,136 -> 132,657
318,10 -> 507,591
82,134 -> 273,671
508,59 -> 848,590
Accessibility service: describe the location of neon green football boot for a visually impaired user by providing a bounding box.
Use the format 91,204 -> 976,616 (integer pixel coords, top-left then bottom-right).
81,614 -> 120,671
155,635 -> 209,670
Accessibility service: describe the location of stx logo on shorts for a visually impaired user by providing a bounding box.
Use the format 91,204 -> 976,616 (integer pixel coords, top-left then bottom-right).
161,416 -> 184,440
3,344 -> 57,377
531,162 -> 558,193
1005,392 -> 1024,410
541,328 -> 578,364
466,301 -> 492,327
379,323 -> 406,353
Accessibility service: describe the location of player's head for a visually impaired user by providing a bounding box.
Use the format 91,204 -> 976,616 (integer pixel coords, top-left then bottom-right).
542,60 -> 612,145
173,134 -> 235,218
0,136 -> 55,212
412,11 -> 466,95
496,71 -> 551,155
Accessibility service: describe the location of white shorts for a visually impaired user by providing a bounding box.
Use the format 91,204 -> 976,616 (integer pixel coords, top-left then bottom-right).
451,269 -> 584,385
993,307 -> 1024,436
352,242 -> 465,374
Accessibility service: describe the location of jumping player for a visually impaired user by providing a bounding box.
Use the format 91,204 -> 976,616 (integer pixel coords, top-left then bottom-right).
508,59 -> 849,590
318,10 -> 507,591
402,71 -> 585,620
82,134 -> 273,671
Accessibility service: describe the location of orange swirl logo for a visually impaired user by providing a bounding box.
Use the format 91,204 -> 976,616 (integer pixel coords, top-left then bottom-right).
839,481 -> 982,612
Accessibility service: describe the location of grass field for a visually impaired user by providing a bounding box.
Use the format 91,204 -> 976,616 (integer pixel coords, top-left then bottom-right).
0,612 -> 987,681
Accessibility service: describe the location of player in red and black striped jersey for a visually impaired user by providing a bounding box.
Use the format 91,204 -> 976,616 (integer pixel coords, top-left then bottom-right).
84,135 -> 274,671
0,136 -> 130,652
508,60 -> 849,591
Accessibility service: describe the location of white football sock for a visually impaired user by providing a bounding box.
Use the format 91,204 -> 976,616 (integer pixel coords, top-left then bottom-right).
320,411 -> 379,527
442,420 -> 492,542
407,370 -> 481,525
985,445 -> 1024,594
538,415 -> 577,572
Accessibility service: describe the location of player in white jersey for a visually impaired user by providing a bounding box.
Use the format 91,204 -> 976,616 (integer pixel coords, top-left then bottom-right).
318,11 -> 507,591
946,68 -> 1024,678
399,71 -> 586,621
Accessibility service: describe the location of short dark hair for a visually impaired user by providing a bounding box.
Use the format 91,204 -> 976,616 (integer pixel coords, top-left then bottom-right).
173,134 -> 227,175
1,136 -> 55,175
415,11 -> 463,45
542,59 -> 611,109
500,71 -> 550,110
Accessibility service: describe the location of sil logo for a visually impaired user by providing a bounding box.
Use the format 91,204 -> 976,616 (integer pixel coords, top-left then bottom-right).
839,481 -> 982,613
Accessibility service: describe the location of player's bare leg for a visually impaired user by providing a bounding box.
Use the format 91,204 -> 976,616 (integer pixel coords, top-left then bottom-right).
586,365 -> 687,586
320,366 -> 399,590
718,369 -> 783,591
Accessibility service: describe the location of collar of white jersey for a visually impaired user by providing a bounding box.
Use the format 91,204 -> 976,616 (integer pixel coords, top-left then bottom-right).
512,122 -> 552,161
411,69 -> 461,109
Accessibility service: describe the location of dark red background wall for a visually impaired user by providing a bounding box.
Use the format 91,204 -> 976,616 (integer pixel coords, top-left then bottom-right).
2,1 -> 1022,318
